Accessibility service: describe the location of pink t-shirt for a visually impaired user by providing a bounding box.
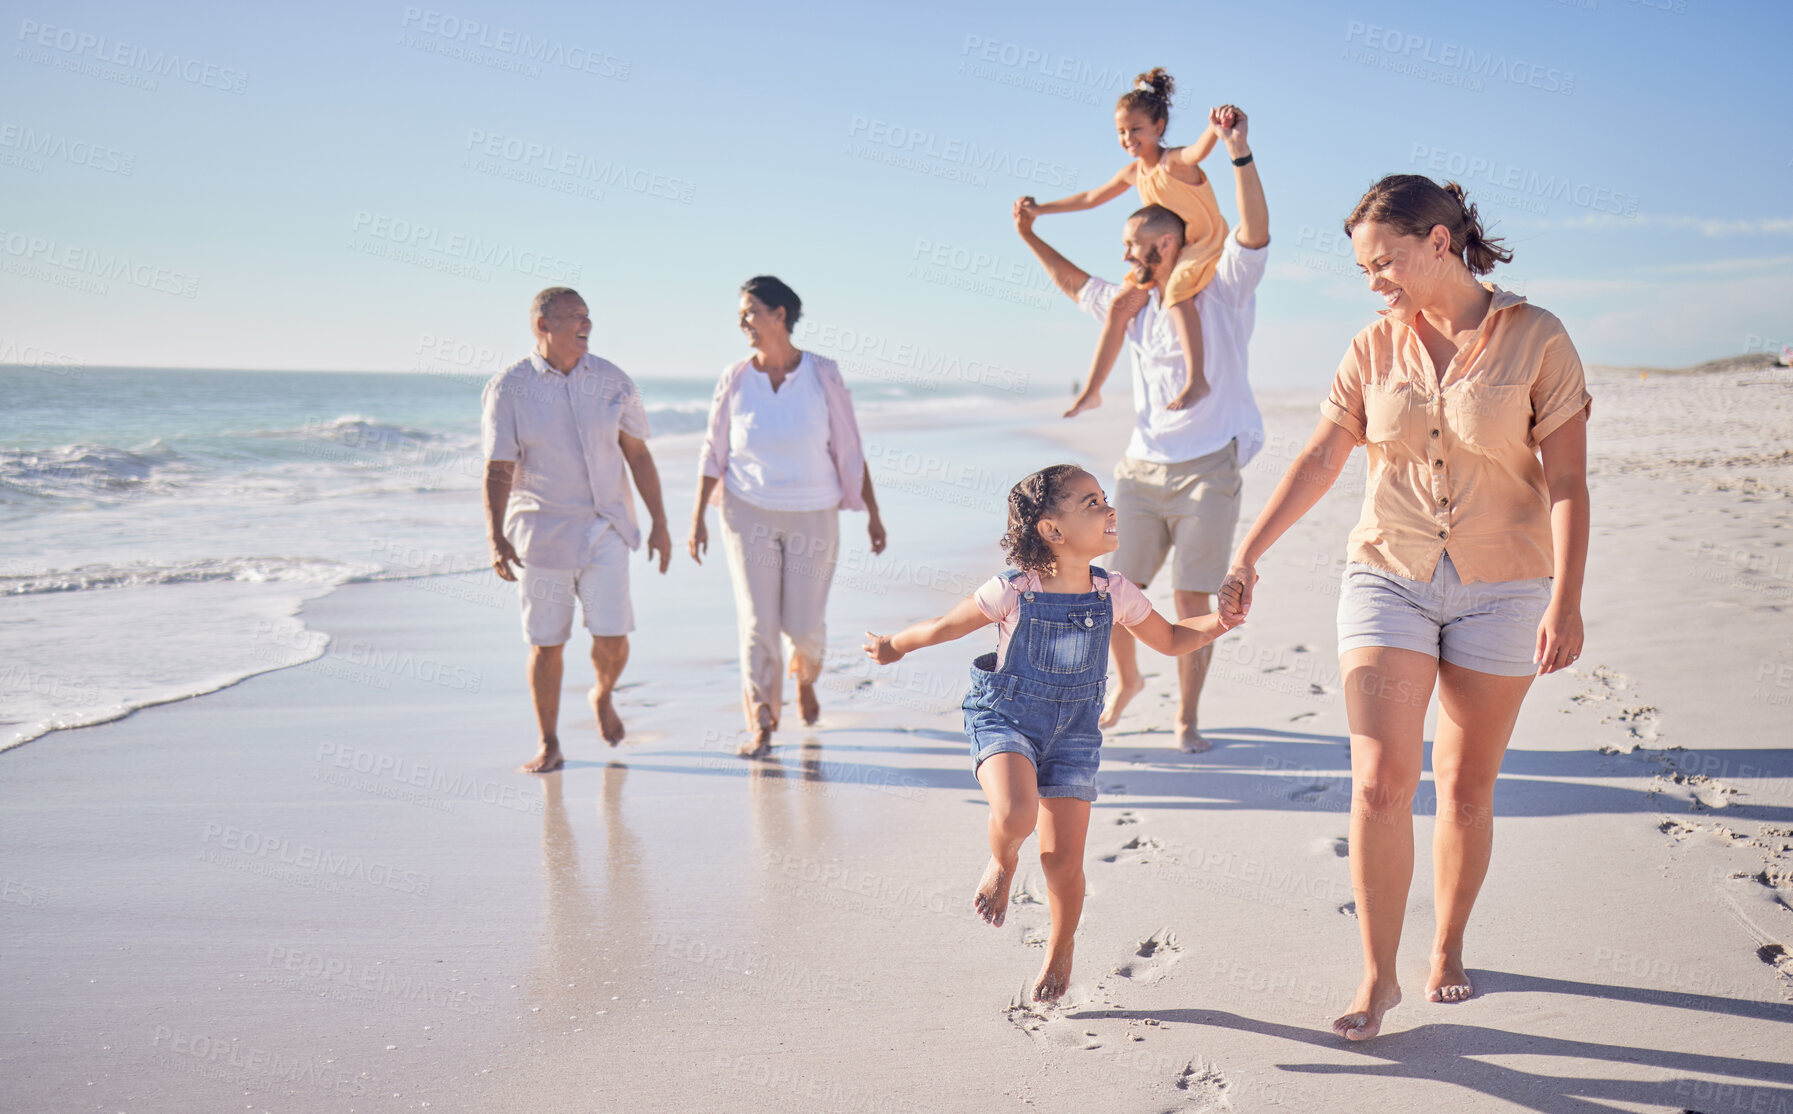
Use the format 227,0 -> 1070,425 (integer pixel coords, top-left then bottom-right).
973,569 -> 1154,669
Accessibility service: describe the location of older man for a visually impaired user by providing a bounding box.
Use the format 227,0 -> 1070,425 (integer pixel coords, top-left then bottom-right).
1014,106 -> 1268,753
482,287 -> 672,772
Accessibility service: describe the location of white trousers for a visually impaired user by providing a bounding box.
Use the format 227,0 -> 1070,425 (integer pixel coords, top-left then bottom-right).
720,489 -> 839,731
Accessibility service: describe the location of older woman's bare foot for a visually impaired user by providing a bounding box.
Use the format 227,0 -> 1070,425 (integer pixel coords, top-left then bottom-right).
973,857 -> 1015,927
1178,728 -> 1212,754
1033,943 -> 1074,1002
1427,953 -> 1473,1003
798,681 -> 820,726
1332,979 -> 1401,1041
519,739 -> 564,773
1098,676 -> 1145,729
736,728 -> 773,758
592,689 -> 625,746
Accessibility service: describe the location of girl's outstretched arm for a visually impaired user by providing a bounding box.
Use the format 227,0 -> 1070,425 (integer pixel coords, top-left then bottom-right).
1172,122 -> 1221,168
1021,164 -> 1136,215
1123,608 -> 1240,658
865,596 -> 991,663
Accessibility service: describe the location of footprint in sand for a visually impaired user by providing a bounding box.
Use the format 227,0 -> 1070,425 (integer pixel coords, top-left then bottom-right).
1289,711 -> 1318,723
1338,901 -> 1357,917
1290,781 -> 1333,803
1316,836 -> 1349,857
1174,1060 -> 1231,1106
1116,811 -> 1140,826
1113,929 -> 1182,984
1099,835 -> 1167,865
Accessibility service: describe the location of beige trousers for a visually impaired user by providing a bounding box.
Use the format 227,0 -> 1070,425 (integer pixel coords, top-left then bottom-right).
720,489 -> 840,731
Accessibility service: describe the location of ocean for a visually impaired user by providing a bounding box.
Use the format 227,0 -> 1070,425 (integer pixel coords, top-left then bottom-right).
0,363 -> 1011,751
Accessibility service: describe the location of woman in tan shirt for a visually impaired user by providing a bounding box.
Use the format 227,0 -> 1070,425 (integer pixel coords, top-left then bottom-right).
1219,174 -> 1591,1041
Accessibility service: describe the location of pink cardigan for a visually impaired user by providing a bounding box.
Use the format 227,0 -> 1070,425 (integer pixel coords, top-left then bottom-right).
698,353 -> 867,511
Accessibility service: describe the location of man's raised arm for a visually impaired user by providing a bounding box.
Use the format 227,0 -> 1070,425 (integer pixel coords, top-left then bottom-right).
1013,198 -> 1091,301
1215,106 -> 1268,250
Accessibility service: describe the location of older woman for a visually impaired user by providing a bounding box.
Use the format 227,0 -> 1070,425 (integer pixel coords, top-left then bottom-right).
689,276 -> 887,757
1220,175 -> 1591,1041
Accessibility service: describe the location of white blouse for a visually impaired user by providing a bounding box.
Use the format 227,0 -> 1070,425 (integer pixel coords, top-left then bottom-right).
722,352 -> 844,512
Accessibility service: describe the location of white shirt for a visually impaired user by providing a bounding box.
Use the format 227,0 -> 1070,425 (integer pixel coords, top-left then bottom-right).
722,352 -> 844,512
481,352 -> 650,569
1078,234 -> 1268,466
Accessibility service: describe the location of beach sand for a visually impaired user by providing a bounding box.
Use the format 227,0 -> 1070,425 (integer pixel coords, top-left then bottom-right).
3,366 -> 1791,1112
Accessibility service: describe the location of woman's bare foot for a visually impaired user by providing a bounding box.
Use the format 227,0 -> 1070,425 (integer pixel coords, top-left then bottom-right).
1178,728 -> 1212,754
973,857 -> 1015,927
1332,979 -> 1402,1041
1427,952 -> 1473,1003
1033,942 -> 1074,1002
736,728 -> 773,758
519,740 -> 564,773
1098,675 -> 1145,729
592,689 -> 625,746
798,681 -> 820,726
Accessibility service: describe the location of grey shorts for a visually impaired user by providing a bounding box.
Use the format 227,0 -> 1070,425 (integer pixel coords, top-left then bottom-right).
1337,552 -> 1551,677
1111,441 -> 1242,594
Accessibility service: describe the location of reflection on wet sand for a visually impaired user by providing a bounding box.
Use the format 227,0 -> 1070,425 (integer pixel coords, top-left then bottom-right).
525,764 -> 644,1047
747,734 -> 832,858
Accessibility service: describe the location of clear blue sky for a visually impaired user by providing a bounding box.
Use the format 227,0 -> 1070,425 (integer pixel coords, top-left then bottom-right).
4,0 -> 1789,390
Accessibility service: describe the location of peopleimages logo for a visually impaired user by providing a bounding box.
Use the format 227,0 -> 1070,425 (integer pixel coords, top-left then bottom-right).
1409,143 -> 1639,217
349,211 -> 581,282
846,116 -> 1078,189
0,228 -> 199,298
1343,21 -> 1575,95
15,19 -> 249,93
398,7 -> 630,79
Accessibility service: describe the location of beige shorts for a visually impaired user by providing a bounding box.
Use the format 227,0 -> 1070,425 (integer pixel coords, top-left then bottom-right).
516,523 -> 634,645
1111,441 -> 1242,594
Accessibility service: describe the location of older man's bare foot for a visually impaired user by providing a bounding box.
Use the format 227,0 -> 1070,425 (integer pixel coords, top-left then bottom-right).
519,740 -> 564,773
736,728 -> 773,758
973,857 -> 1014,927
590,690 -> 625,746
1178,728 -> 1212,754
1033,942 -> 1074,1002
1098,675 -> 1145,729
798,681 -> 820,726
1427,952 -> 1473,1003
1332,979 -> 1401,1041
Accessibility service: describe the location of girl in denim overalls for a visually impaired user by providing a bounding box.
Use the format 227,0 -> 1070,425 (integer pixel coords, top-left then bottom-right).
865,464 -> 1238,1002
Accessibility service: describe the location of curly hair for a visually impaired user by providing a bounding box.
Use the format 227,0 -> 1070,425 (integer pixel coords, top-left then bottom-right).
1000,464 -> 1088,574
1344,174 -> 1514,275
1116,66 -> 1174,127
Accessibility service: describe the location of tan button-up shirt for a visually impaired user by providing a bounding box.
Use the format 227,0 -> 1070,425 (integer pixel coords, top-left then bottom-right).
1320,285 -> 1591,584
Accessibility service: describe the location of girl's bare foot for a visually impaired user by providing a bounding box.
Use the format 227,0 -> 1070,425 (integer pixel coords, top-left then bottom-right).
1098,675 -> 1145,729
973,857 -> 1015,927
798,681 -> 820,726
1332,978 -> 1401,1041
1427,952 -> 1473,1003
519,740 -> 564,773
1033,943 -> 1074,1002
1178,728 -> 1212,754
736,728 -> 773,758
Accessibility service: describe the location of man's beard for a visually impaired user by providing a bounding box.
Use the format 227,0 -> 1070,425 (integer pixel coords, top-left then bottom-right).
1132,245 -> 1164,284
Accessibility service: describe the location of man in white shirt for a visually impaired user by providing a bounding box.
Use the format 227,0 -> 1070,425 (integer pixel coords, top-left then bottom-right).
482,287 -> 672,772
1014,107 -> 1268,753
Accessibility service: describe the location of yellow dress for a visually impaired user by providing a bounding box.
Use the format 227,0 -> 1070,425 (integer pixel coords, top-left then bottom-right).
1134,157 -> 1229,307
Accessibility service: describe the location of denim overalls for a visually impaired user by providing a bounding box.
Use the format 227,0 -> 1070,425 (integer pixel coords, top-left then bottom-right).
962,567 -> 1113,803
